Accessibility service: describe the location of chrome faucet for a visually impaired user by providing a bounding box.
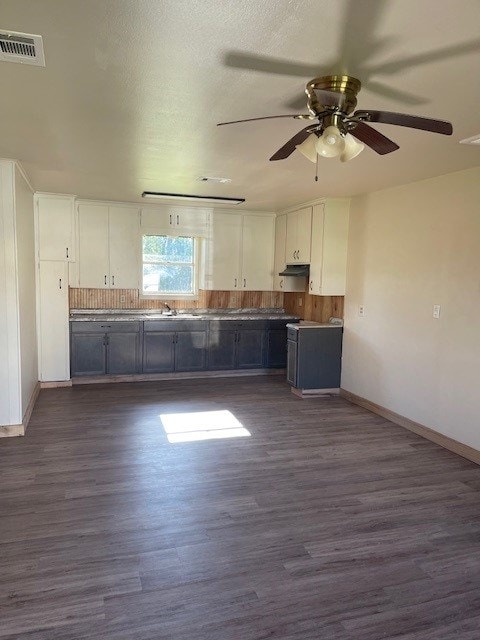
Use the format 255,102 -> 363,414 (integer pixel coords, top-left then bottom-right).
163,303 -> 177,316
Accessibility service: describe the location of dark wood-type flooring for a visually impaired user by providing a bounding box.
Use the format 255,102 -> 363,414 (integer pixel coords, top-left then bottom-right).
2,377 -> 480,639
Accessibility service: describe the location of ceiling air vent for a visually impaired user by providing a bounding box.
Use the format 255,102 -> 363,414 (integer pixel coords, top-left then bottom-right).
0,30 -> 45,66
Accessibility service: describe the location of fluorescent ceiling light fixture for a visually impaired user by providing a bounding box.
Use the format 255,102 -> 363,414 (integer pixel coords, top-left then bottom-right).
459,134 -> 480,145
142,192 -> 245,205
160,409 -> 251,443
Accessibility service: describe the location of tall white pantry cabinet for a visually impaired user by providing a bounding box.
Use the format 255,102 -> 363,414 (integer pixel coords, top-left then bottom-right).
35,194 -> 74,382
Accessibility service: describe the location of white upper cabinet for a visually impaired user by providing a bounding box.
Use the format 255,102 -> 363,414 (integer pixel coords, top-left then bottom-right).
109,206 -> 140,289
78,204 -> 110,288
285,206 -> 312,263
205,212 -> 242,290
205,212 -> 275,291
273,215 -> 305,293
77,203 -> 140,289
309,199 -> 350,296
241,215 -> 274,291
36,194 -> 75,261
141,206 -> 207,236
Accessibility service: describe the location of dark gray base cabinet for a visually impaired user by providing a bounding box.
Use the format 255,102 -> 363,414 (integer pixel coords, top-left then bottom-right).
70,322 -> 141,377
71,318 -> 298,378
143,331 -> 207,373
207,321 -> 266,370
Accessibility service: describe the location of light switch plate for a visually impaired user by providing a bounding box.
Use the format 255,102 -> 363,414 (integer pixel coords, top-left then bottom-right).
433,304 -> 441,319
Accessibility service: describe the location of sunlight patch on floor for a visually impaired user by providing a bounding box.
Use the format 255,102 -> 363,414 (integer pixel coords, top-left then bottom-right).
160,409 -> 251,443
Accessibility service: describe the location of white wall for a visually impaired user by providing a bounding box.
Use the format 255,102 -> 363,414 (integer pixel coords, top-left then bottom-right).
15,165 -> 37,416
0,160 -> 37,428
342,166 -> 480,450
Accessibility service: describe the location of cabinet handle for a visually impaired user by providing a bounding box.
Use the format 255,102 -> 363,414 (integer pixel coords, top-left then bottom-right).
104,275 -> 107,286
310,281 -> 313,291
297,250 -> 300,260
243,278 -> 246,288
176,215 -> 179,225
293,251 -> 296,260
59,278 -> 62,289
234,278 -> 237,288
111,275 -> 115,286
169,214 -> 172,225
280,279 -> 283,288
66,247 -> 69,259
237,332 -> 240,342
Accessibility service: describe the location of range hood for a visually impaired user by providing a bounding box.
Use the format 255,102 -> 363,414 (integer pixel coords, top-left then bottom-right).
278,264 -> 310,277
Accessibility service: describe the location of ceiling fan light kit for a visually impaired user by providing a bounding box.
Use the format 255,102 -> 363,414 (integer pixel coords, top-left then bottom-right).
217,73 -> 453,176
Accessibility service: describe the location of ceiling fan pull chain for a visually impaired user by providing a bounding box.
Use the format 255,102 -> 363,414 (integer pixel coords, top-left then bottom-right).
315,153 -> 319,182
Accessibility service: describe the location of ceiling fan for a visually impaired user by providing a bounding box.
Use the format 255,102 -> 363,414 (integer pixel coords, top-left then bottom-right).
217,74 -> 453,166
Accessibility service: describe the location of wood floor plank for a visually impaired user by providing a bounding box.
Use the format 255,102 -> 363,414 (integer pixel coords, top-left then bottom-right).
1,376 -> 480,638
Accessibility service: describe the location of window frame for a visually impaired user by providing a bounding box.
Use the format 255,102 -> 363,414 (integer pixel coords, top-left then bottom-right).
140,232 -> 199,300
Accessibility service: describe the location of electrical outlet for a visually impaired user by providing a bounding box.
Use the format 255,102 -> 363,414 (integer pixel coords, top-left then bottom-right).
120,295 -> 126,303
358,305 -> 366,317
298,297 -> 303,307
433,304 -> 441,319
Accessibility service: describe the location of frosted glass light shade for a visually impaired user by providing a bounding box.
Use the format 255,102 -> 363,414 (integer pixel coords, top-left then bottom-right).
340,133 -> 364,162
296,133 -> 318,163
315,125 -> 345,158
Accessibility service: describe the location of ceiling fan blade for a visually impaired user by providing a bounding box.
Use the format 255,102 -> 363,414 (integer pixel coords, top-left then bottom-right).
217,114 -> 313,126
354,110 -> 453,135
270,126 -> 314,161
350,121 -> 399,155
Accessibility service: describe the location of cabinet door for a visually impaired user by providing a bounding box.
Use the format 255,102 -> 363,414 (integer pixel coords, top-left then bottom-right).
78,204 -> 110,288
266,329 -> 288,368
286,340 -> 297,386
273,215 -> 287,291
321,199 -> 350,296
71,333 -> 106,376
296,207 -> 312,263
237,329 -> 265,369
141,207 -> 174,232
143,332 -> 175,373
37,195 -> 75,262
206,212 -> 242,290
285,212 -> 297,263
309,203 -> 325,295
107,332 -> 140,374
241,215 -> 274,291
175,208 -> 208,236
109,206 -> 140,289
175,331 -> 207,371
38,261 -> 70,381
207,329 -> 237,370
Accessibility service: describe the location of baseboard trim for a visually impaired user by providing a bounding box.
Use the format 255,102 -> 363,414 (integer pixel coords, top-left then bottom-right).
40,380 -> 73,389
72,369 -> 286,385
0,381 -> 40,438
291,387 -> 340,398
340,388 -> 480,466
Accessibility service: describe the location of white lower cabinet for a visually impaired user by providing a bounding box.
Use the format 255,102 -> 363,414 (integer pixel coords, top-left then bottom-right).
309,199 -> 350,296
38,261 -> 70,381
205,212 -> 275,291
77,203 -> 140,289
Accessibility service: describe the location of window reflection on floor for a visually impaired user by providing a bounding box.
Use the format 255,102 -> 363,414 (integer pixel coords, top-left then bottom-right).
160,410 -> 251,443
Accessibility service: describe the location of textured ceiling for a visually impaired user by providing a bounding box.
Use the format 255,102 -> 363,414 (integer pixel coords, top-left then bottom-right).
1,0 -> 480,210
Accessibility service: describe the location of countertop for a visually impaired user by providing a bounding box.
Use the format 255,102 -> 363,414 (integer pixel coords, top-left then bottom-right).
70,308 -> 301,322
286,320 -> 344,330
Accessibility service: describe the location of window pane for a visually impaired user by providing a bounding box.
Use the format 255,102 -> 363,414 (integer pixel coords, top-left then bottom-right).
143,264 -> 194,294
142,235 -> 193,264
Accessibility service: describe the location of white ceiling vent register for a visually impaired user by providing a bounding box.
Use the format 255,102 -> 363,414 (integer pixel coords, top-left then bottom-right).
0,30 -> 45,66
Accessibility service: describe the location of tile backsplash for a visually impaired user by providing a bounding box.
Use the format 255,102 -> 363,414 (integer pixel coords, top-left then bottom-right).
69,288 -> 284,310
